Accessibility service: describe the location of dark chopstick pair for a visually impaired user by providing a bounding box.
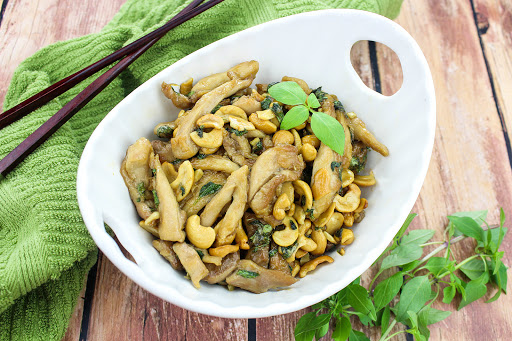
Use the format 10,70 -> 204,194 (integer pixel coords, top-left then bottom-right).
0,0 -> 224,177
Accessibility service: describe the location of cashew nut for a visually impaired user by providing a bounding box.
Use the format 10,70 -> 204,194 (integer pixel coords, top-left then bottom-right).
229,115 -> 255,131
180,77 -> 193,96
273,193 -> 292,221
355,198 -> 368,213
256,109 -> 275,120
299,255 -> 334,278
170,160 -> 194,201
343,213 -> 355,227
293,180 -> 313,210
209,244 -> 240,258
272,130 -> 294,145
294,205 -> 306,225
294,122 -> 307,130
301,135 -> 320,148
200,146 -> 220,155
288,203 -> 296,217
354,171 -> 376,187
325,212 -> 344,235
272,216 -> 299,247
295,249 -> 308,259
218,105 -> 247,120
310,229 -> 327,256
194,169 -> 204,182
196,114 -> 225,129
312,168 -> 331,200
302,143 -> 317,162
341,168 -> 355,188
185,215 -> 216,249
334,183 -> 361,212
341,228 -> 355,245
161,161 -> 178,184
190,128 -> 223,148
199,249 -> 223,266
139,218 -> 160,237
314,202 -> 336,228
299,235 -> 318,252
235,220 -> 250,250
291,129 -> 302,152
249,113 -> 277,134
323,231 -> 336,244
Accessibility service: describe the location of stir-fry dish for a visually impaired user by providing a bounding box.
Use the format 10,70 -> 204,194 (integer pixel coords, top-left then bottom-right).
121,61 -> 389,293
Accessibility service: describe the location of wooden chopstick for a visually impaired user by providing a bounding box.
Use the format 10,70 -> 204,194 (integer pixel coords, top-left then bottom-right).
0,0 -> 224,177
0,0 -> 207,130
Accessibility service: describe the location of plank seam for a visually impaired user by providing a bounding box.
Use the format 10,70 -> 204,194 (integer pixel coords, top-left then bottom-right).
469,0 -> 512,169
0,0 -> 9,28
248,318 -> 256,341
79,259 -> 99,341
368,41 -> 382,94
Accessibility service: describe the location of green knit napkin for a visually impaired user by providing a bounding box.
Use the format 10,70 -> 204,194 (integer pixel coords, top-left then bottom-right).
0,0 -> 402,339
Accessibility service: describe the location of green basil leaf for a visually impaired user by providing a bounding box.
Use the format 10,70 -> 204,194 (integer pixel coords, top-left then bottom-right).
442,284 -> 456,304
381,244 -> 423,270
315,322 -> 330,340
401,229 -> 435,246
310,112 -> 346,156
418,307 -> 451,325
280,105 -> 309,130
380,306 -> 391,336
306,92 -> 321,108
294,312 -> 330,341
458,277 -> 488,310
423,257 -> 453,277
490,261 -> 508,294
373,272 -> 404,310
333,316 -> 351,341
345,284 -> 376,321
348,329 -> 370,341
268,81 -> 307,105
459,258 -> 486,280
447,216 -> 485,242
395,276 -> 432,322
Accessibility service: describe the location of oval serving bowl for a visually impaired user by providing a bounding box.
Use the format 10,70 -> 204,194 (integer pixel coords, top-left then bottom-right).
77,9 -> 435,318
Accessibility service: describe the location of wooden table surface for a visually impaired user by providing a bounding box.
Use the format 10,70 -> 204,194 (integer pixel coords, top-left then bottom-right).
1,0 -> 512,340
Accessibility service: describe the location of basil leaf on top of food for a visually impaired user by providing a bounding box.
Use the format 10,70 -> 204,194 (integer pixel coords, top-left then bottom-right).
269,81 -> 346,156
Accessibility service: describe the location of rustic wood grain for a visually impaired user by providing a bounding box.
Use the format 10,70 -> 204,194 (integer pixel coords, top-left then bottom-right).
87,252 -> 248,341
377,0 -> 512,340
472,0 -> 512,144
0,0 -> 127,110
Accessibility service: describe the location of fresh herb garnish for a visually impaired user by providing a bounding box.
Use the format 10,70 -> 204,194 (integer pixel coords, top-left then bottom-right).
171,159 -> 182,165
267,81 -> 279,90
237,269 -> 260,279
312,87 -> 328,103
305,208 -> 315,220
195,249 -> 204,258
334,100 -> 345,113
269,82 -> 345,156
180,186 -> 185,196
211,104 -> 222,114
152,189 -> 159,209
279,241 -> 299,259
250,220 -> 273,251
196,153 -> 207,159
155,125 -> 173,138
151,168 -> 157,177
195,125 -> 205,138
331,161 -> 342,171
198,182 -> 222,200
261,96 -> 272,110
271,102 -> 284,122
228,127 -> 248,136
136,182 -> 145,202
294,209 -> 509,341
252,139 -> 263,154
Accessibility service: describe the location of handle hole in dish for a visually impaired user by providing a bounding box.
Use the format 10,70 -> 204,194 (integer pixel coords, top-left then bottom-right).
350,41 -> 403,96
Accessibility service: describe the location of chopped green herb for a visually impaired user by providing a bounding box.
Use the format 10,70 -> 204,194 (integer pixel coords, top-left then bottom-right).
349,154 -> 368,174
228,127 -> 248,136
261,96 -> 272,110
267,81 -> 279,89
269,247 -> 278,257
300,195 -> 306,207
252,140 -> 263,154
333,100 -> 345,112
271,102 -> 284,123
151,168 -> 157,176
290,220 -> 298,230
250,220 -> 273,251
137,182 -> 146,202
171,159 -> 182,165
196,153 -> 207,159
187,90 -> 195,97
195,249 -> 204,258
198,182 -> 222,200
194,125 -> 204,138
312,86 -> 327,103
237,269 -> 260,279
330,161 -> 342,171
152,189 -> 159,209
306,208 -> 315,220
279,241 -> 298,259
155,125 -> 173,138
180,186 -> 185,196
211,104 -> 222,114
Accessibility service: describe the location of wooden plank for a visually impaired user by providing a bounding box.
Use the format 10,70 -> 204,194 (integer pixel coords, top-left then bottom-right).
376,0 -> 512,340
473,0 -> 512,143
62,286 -> 87,341
0,0 -> 126,110
87,252 -> 248,341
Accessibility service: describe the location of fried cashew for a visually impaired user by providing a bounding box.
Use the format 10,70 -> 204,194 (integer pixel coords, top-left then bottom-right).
185,215 -> 216,249
299,255 -> 334,278
334,183 -> 361,213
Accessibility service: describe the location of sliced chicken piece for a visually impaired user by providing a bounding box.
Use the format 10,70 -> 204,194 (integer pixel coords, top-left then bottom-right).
173,242 -> 209,289
153,154 -> 186,242
223,130 -> 258,167
151,140 -> 176,164
180,170 -> 228,217
269,241 -> 292,275
191,155 -> 240,174
232,95 -> 262,114
244,214 -> 271,268
152,240 -> 183,270
226,260 -> 298,293
311,97 -> 342,216
171,62 -> 259,159
248,144 -> 304,217
189,72 -> 230,102
204,251 -> 240,284
120,137 -> 154,220
200,165 -> 249,246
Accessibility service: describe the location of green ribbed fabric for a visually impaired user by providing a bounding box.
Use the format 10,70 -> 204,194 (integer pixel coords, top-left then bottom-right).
0,0 -> 402,339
